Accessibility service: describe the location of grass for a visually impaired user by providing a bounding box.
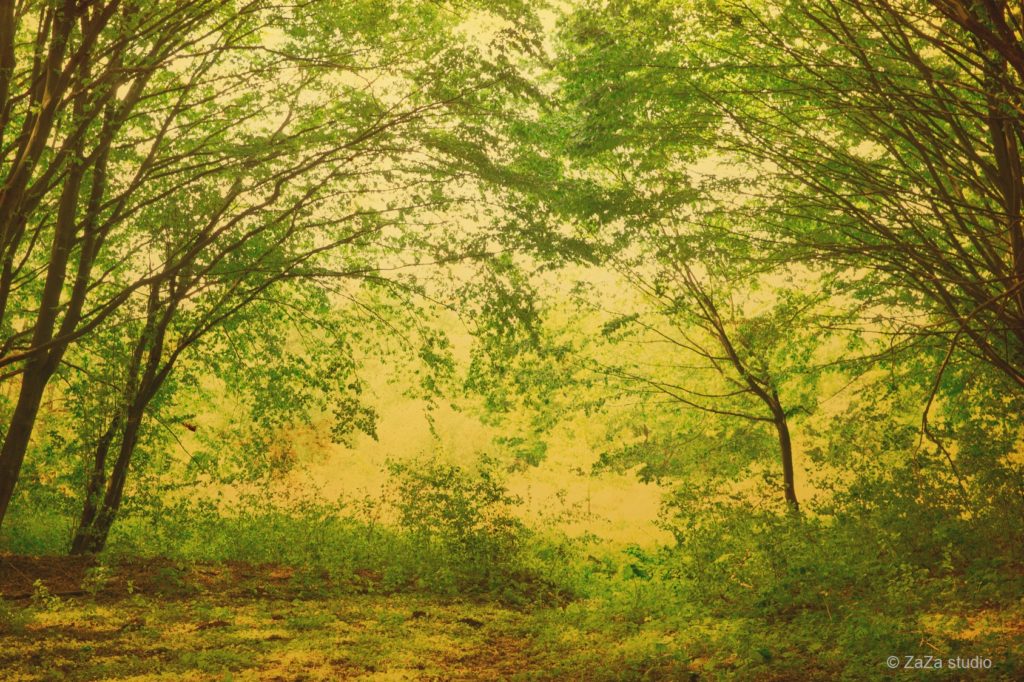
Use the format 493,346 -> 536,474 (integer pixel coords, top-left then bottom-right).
3,552 -> 1023,681
2,594 -> 534,681
1,559 -> 538,681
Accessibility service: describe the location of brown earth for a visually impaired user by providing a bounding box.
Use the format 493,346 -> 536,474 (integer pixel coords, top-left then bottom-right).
0,553 -> 353,601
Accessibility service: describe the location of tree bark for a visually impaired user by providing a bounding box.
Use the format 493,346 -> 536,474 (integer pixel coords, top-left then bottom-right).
0,364 -> 51,523
70,280 -> 173,554
0,146 -> 85,526
69,418 -> 120,555
771,405 -> 799,512
74,408 -> 144,554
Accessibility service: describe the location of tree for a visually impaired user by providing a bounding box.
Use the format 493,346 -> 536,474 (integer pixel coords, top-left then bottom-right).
578,230 -> 846,510
533,0 -> 1024,516
0,0 -> 546,530
556,0 -> 1024,391
0,0 -> 301,527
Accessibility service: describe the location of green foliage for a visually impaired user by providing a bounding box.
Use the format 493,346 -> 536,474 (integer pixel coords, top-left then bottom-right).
0,505 -> 74,556
388,458 -> 531,597
80,565 -> 114,598
521,470 -> 1024,680
2,459 -> 571,606
30,580 -> 63,612
178,648 -> 255,674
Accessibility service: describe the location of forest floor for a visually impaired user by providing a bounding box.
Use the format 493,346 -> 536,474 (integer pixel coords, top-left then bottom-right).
0,555 -> 545,681
5,553 -> 1024,680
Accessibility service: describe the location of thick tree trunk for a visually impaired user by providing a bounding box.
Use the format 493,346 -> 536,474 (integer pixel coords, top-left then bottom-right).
0,151 -> 84,528
0,364 -> 51,523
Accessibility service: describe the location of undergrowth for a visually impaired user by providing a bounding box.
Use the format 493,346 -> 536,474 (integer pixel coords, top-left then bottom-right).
3,455 -> 1023,680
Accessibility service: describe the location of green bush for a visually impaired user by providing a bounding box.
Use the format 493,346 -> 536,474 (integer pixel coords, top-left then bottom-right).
387,458 -> 530,596
520,452 -> 1024,681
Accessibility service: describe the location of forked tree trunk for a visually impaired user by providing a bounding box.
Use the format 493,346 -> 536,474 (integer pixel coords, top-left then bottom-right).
72,410 -> 144,555
0,85 -> 92,527
69,419 -> 121,554
70,281 -> 174,554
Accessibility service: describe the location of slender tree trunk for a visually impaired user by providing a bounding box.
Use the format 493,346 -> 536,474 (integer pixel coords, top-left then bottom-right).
771,407 -> 799,512
683,272 -> 803,512
71,280 -> 175,554
0,0 -> 15,127
0,1 -> 75,257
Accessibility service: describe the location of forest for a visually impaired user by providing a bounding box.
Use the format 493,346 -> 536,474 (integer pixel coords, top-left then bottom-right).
0,0 -> 1022,680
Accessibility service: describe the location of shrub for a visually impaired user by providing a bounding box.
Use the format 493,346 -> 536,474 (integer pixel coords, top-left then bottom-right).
387,457 -> 531,596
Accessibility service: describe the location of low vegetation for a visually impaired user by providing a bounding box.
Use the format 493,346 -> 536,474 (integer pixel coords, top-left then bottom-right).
4,454 -> 1023,680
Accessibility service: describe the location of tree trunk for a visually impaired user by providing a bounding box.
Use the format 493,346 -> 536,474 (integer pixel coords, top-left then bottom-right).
685,274 -> 803,512
69,418 -> 120,555
70,280 -> 175,554
0,154 -> 84,528
74,409 -> 144,554
0,363 -> 51,523
772,408 -> 799,512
